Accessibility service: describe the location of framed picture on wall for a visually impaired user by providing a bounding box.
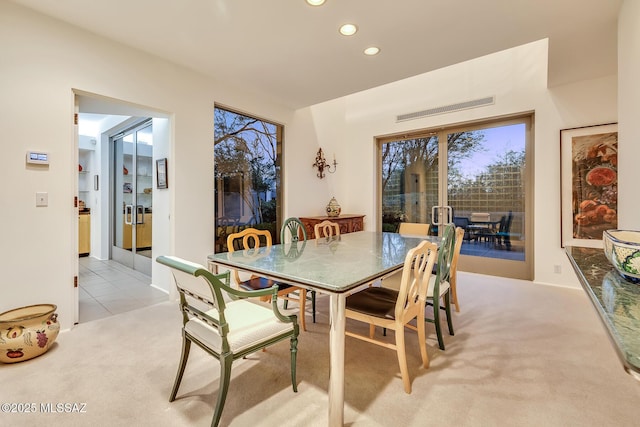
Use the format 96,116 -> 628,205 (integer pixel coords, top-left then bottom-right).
560,123 -> 618,248
156,158 -> 168,189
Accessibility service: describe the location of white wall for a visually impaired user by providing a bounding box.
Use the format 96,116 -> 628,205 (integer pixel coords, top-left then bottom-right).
0,2 -> 294,330
286,39 -> 618,288
618,0 -> 640,228
1,2 -> 627,331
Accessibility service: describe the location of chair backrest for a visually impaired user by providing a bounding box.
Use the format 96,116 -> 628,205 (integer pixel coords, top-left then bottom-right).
434,223 -> 456,288
156,256 -> 232,333
502,211 -> 513,232
450,227 -> 465,282
226,228 -> 272,285
497,215 -> 507,232
395,240 -> 438,321
397,222 -> 430,236
452,217 -> 469,229
314,220 -> 340,238
281,217 -> 307,244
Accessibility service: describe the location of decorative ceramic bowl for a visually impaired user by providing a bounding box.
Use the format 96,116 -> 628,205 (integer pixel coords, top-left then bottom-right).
603,230 -> 640,282
0,304 -> 59,363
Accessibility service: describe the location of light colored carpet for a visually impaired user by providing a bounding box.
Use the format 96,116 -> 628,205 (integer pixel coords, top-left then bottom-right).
2,272 -> 640,426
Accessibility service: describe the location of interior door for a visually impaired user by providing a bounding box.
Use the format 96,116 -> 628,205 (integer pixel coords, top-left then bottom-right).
111,120 -> 153,275
379,115 -> 532,280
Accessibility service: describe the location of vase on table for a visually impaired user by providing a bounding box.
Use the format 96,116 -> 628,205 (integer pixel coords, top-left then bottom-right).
326,197 -> 341,217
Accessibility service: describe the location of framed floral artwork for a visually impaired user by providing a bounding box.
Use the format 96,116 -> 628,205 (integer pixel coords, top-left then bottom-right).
560,123 -> 618,248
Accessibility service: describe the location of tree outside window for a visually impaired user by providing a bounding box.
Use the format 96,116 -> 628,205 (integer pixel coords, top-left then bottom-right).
214,107 -> 282,252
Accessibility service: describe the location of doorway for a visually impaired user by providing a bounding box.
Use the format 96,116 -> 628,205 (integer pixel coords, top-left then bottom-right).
111,120 -> 153,276
379,114 -> 533,280
74,90 -> 171,324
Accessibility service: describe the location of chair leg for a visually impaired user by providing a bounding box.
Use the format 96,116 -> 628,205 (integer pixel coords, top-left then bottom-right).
311,290 -> 316,323
298,289 -> 307,332
417,313 -> 430,369
290,334 -> 298,392
450,279 -> 460,313
212,354 -> 233,427
170,333 -> 191,402
395,326 -> 412,394
445,292 -> 455,336
432,298 -> 445,351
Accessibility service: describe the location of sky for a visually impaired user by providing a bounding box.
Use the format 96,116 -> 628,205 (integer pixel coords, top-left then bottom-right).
456,123 -> 525,178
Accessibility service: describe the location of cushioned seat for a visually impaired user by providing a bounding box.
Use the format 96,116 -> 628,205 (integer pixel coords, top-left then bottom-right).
346,287 -> 398,318
185,299 -> 295,354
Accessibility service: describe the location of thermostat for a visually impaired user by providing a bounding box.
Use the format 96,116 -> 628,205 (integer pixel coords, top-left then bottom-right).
27,151 -> 49,165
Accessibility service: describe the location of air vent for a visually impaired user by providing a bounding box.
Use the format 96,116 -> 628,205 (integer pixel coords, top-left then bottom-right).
396,96 -> 495,122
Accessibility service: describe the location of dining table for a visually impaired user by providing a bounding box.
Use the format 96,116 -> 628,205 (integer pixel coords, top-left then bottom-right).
207,230 -> 440,426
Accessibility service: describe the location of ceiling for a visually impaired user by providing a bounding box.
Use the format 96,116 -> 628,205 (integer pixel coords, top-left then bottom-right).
13,0 -> 622,109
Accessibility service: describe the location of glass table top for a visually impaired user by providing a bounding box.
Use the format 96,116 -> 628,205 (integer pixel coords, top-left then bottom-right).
566,246 -> 640,377
208,231 -> 439,294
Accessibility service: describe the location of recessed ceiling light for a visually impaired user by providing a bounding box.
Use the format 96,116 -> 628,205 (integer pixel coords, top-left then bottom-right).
364,47 -> 380,56
306,0 -> 326,6
339,23 -> 358,36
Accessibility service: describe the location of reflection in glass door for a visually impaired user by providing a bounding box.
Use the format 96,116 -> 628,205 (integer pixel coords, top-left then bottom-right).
379,116 -> 532,280
112,120 -> 153,276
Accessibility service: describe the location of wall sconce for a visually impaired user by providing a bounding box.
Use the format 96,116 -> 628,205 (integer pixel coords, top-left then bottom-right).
312,147 -> 337,179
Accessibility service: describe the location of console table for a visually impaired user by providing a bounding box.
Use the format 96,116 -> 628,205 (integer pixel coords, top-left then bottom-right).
565,246 -> 640,380
299,214 -> 365,239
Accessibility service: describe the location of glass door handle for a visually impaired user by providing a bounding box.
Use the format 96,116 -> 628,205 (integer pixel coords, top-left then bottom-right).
136,205 -> 145,224
431,205 -> 453,225
125,205 -> 134,225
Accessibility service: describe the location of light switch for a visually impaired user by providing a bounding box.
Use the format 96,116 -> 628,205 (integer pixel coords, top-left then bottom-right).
36,192 -> 48,207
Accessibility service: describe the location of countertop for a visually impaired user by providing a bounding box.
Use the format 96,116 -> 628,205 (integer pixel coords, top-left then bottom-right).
565,246 -> 640,379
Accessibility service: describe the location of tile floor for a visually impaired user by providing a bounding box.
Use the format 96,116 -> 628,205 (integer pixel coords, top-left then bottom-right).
78,257 -> 168,323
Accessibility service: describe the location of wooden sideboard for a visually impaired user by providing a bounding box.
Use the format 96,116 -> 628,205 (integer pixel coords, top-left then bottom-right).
299,214 -> 365,239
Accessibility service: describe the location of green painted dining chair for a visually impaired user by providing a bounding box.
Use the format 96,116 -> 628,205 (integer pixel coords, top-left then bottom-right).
280,217 -> 317,323
281,217 -> 307,243
156,255 -> 299,427
426,223 -> 456,350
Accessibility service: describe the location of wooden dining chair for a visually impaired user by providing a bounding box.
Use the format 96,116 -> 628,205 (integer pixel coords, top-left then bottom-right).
314,220 -> 340,239
397,222 -> 430,236
227,228 -> 308,331
345,240 -> 438,393
449,226 -> 465,312
280,217 -> 316,323
156,256 -> 299,427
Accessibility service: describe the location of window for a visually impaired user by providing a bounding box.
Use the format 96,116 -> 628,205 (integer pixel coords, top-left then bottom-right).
214,107 -> 283,252
379,115 -> 532,280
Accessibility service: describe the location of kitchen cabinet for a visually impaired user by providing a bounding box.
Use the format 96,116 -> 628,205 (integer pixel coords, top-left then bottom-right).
123,213 -> 152,250
79,213 -> 90,256
299,214 -> 365,239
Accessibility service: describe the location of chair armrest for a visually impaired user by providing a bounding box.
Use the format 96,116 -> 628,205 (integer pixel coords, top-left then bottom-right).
157,255 -> 296,324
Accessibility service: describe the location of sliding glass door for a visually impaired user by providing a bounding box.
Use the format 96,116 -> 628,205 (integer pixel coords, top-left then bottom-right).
379,115 -> 532,280
112,120 -> 153,275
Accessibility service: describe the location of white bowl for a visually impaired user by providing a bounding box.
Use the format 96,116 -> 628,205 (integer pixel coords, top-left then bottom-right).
603,229 -> 640,281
